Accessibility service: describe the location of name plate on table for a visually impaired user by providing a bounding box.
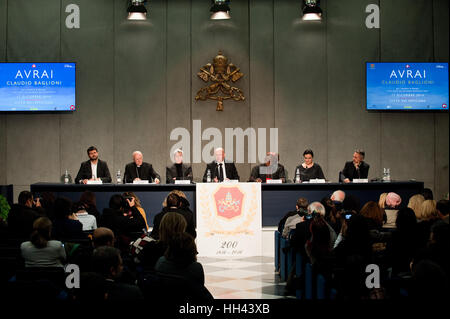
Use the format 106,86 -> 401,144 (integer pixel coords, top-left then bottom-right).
309,179 -> 326,184
353,179 -> 369,183
196,183 -> 262,257
223,179 -> 239,184
86,180 -> 102,185
133,180 -> 149,184
175,180 -> 191,185
266,179 -> 283,184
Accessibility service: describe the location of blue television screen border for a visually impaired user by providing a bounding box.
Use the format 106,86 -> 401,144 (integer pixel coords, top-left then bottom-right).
0,62 -> 77,113
365,62 -> 449,112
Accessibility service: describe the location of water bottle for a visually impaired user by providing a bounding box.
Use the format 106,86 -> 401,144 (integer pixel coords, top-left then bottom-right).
206,169 -> 211,183
116,170 -> 122,184
383,168 -> 391,182
64,170 -> 69,184
295,168 -> 300,183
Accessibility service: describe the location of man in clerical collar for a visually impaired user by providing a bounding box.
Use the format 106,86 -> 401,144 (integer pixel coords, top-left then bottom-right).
202,148 -> 239,182
123,151 -> 160,184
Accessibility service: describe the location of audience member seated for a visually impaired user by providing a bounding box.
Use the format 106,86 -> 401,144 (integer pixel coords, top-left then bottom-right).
385,208 -> 420,276
416,199 -> 440,245
99,194 -> 146,243
378,193 -> 388,210
360,201 -> 389,243
436,200 -> 450,224
155,232 -> 205,286
333,214 -> 373,299
407,194 -> 425,220
90,246 -> 143,300
383,192 -> 402,228
69,227 -> 116,273
151,193 -> 196,240
20,217 -> 66,268
342,194 -> 361,213
280,197 -> 309,238
331,190 -> 345,203
39,192 -> 56,221
123,192 -> 149,231
73,202 -> 97,231
321,197 -> 342,234
290,202 -> 337,256
305,216 -> 335,279
7,191 -> 45,239
421,188 -> 434,201
79,191 -> 101,220
409,259 -> 449,300
52,197 -> 85,240
130,212 -> 187,271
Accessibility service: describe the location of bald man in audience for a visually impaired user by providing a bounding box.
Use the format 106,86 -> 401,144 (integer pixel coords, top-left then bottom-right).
123,151 -> 160,184
93,227 -> 115,248
331,190 -> 346,203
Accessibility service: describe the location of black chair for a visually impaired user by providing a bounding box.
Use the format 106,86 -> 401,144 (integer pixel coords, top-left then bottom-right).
138,271 -> 214,303
11,267 -> 67,300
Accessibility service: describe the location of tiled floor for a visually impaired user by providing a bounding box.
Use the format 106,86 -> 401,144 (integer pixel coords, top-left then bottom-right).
198,256 -> 295,299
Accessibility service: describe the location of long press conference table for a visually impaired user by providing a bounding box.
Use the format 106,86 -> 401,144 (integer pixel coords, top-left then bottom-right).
30,181 -> 424,227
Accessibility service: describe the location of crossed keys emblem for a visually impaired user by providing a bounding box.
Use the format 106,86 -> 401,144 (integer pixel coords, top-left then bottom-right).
195,51 -> 245,111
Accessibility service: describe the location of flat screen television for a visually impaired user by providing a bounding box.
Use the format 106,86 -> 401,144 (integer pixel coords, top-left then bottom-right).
0,62 -> 76,112
366,62 -> 448,111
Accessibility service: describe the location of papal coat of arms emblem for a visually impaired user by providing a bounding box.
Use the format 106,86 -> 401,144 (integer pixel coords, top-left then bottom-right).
213,187 -> 244,219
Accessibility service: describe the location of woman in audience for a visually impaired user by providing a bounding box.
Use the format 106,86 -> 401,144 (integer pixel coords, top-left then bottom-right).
385,207 -> 420,276
79,191 -> 100,220
407,194 -> 425,219
305,216 -> 334,278
360,201 -> 384,230
384,192 -> 402,228
378,193 -> 388,210
155,232 -> 205,285
21,217 -> 66,268
360,201 -> 390,244
416,200 -> 439,246
123,192 -> 149,231
52,197 -> 85,240
130,212 -> 187,271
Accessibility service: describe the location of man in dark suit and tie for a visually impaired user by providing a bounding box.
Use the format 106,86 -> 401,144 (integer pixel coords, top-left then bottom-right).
340,149 -> 370,183
202,148 -> 239,182
166,149 -> 193,184
75,146 -> 112,184
123,151 -> 161,184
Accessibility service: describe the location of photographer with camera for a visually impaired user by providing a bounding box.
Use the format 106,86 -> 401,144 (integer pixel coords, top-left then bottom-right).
99,194 -> 146,249
279,197 -> 309,238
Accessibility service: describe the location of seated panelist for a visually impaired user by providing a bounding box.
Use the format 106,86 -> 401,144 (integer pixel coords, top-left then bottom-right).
294,149 -> 325,182
340,149 -> 370,183
123,151 -> 160,184
202,148 -> 239,182
75,146 -> 112,184
166,149 -> 193,184
249,152 -> 286,183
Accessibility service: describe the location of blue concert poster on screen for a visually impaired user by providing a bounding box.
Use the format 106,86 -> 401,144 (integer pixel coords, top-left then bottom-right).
366,62 -> 449,111
0,62 -> 76,111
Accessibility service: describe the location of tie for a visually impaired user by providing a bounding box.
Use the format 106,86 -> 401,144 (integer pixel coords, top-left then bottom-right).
218,163 -> 223,182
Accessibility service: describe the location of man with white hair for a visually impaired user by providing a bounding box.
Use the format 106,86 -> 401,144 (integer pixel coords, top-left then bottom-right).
123,151 -> 160,184
290,201 -> 337,254
202,148 -> 239,182
331,190 -> 346,203
166,149 -> 193,183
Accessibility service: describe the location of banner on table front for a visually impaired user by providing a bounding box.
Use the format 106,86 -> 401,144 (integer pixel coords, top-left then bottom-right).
196,183 -> 262,257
